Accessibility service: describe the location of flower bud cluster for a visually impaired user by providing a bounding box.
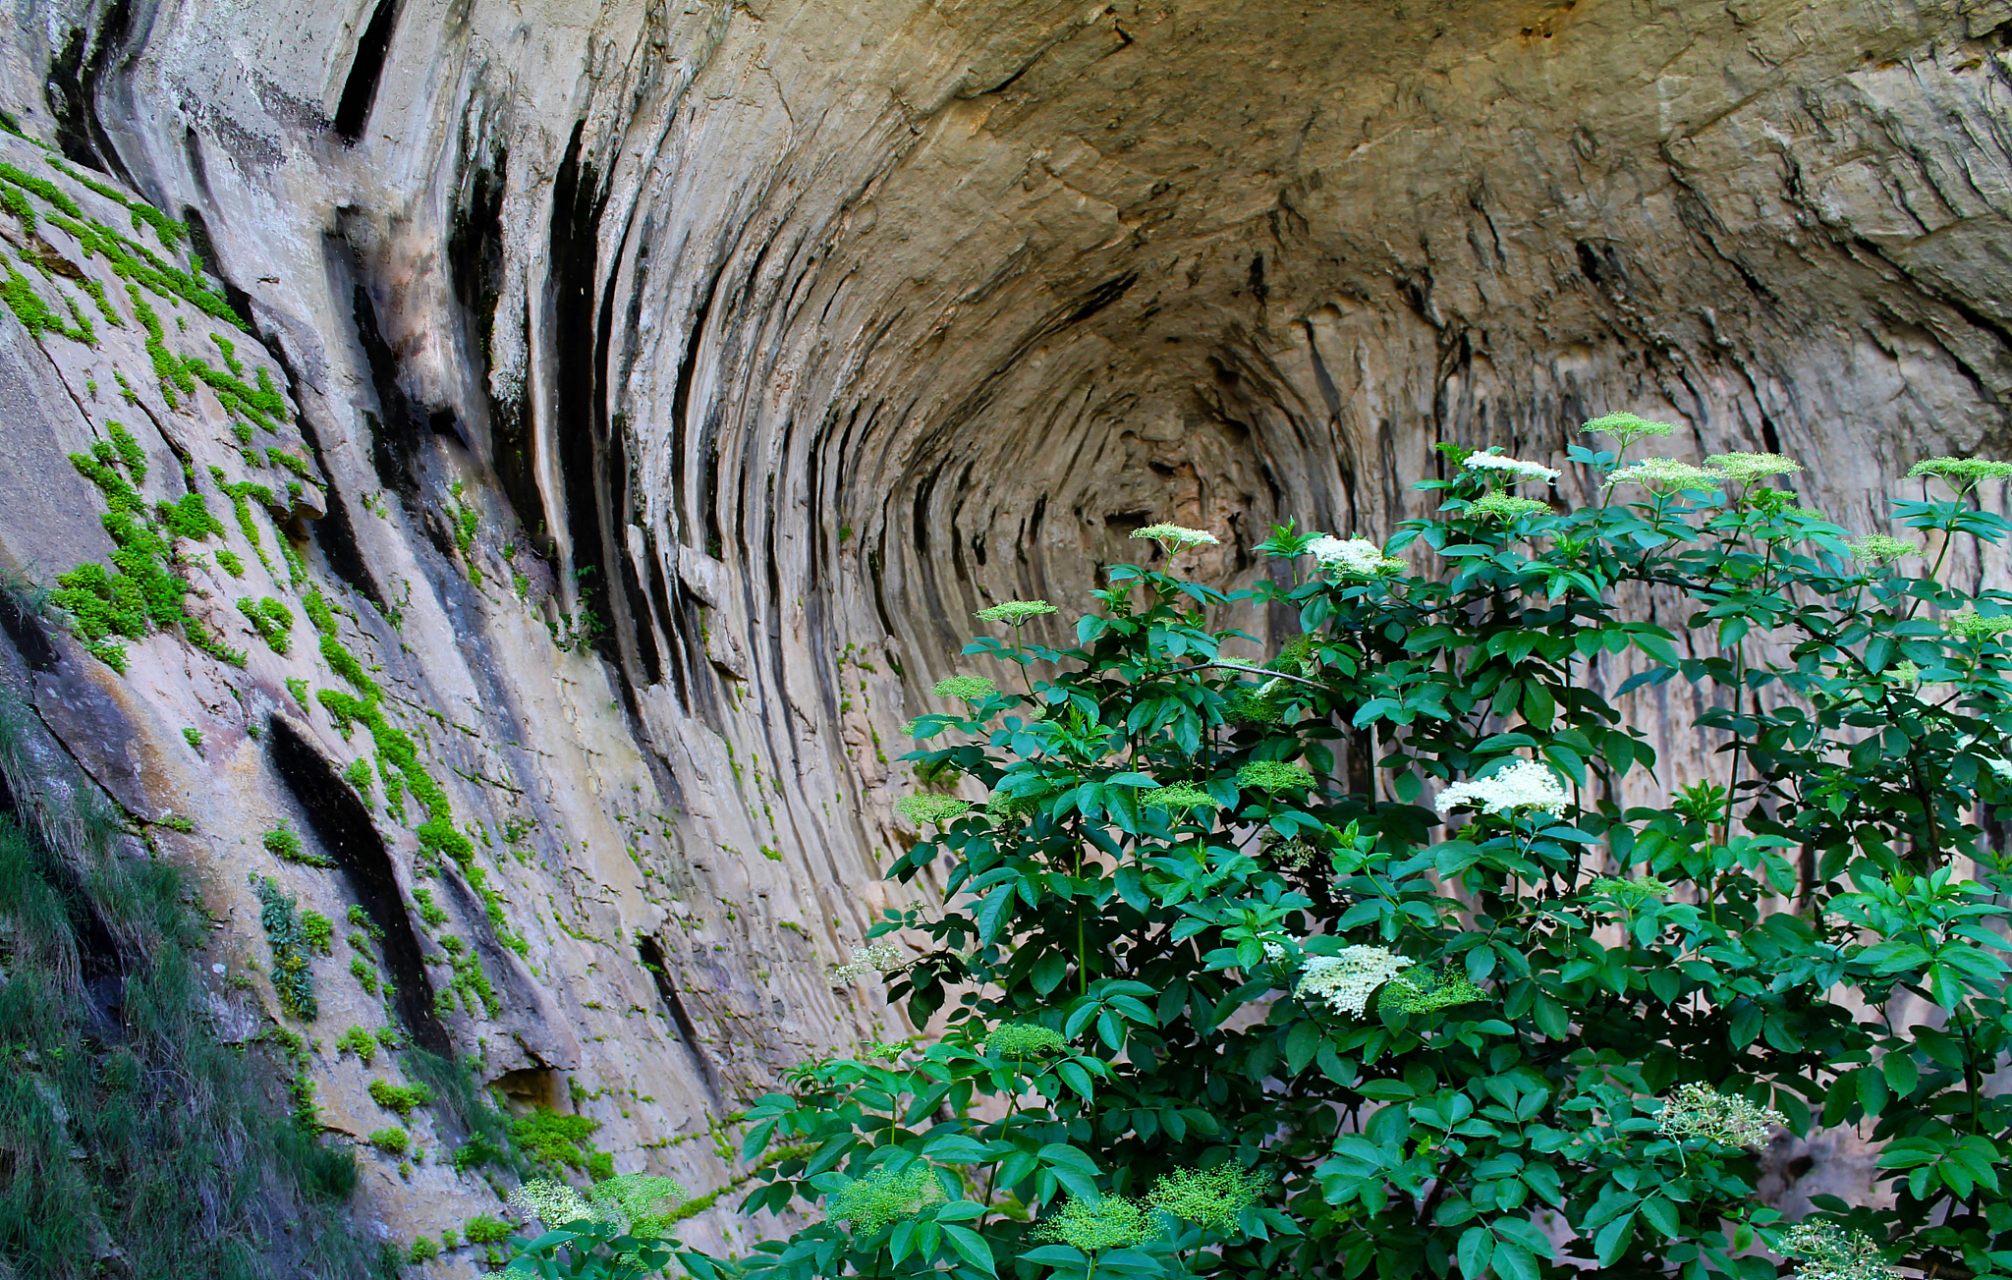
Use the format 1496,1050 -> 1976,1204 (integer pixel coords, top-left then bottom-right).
1779,1220 -> 1898,1280
833,941 -> 903,981
1656,1082 -> 1787,1148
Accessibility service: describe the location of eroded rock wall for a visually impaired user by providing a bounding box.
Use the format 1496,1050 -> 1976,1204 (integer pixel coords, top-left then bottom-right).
0,0 -> 2008,1263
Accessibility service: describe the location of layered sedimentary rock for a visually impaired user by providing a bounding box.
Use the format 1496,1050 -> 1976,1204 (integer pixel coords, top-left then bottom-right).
0,0 -> 2007,1263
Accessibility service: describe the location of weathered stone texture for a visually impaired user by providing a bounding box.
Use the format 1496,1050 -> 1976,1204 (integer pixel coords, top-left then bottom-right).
0,0 -> 2007,1261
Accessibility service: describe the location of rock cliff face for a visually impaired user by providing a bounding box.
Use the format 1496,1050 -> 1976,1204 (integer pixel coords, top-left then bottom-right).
0,0 -> 2007,1265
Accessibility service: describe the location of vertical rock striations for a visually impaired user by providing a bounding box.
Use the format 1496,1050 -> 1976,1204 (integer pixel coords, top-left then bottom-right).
0,0 -> 2006,1258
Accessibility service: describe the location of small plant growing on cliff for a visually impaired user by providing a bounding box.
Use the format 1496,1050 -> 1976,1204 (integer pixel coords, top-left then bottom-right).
510,1106 -> 607,1176
368,1079 -> 432,1117
335,1025 -> 377,1066
262,821 -> 331,867
250,875 -> 316,1021
299,909 -> 333,955
672,420 -> 2012,1280
368,1127 -> 410,1156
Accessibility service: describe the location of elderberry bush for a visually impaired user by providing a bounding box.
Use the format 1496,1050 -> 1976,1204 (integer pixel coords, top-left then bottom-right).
660,419 -> 2012,1280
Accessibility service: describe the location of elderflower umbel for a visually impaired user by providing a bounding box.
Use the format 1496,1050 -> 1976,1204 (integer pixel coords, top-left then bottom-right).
1305,535 -> 1404,577
1434,759 -> 1568,819
586,1174 -> 686,1238
1847,534 -> 1917,564
1583,412 -> 1677,448
988,1023 -> 1067,1059
1588,874 -> 1674,910
1147,1166 -> 1266,1234
1235,760 -> 1314,794
1656,1082 -> 1787,1148
1261,831 -> 1320,870
1704,451 -> 1802,483
894,793 -> 971,827
1604,457 -> 1724,492
828,1165 -> 945,1234
1779,1221 -> 1899,1280
1141,781 -> 1224,813
1295,945 -> 1413,1017
509,1178 -> 595,1228
1907,456 -> 2012,486
1945,608 -> 2012,642
975,600 -> 1058,625
833,941 -> 903,981
1381,971 -> 1486,1014
933,675 -> 997,701
1035,1196 -> 1153,1252
1132,523 -> 1219,553
1464,450 -> 1561,485
1469,492 -> 1552,522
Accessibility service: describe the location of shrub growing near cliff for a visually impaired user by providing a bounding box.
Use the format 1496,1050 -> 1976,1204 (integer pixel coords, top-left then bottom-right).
676,420 -> 2012,1280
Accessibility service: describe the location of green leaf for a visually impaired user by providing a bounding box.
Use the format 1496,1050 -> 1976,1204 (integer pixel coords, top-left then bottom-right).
1492,1239 -> 1540,1280
1457,1226 -> 1494,1279
942,1225 -> 996,1275
1357,1080 -> 1416,1101
1285,1020 -> 1323,1076
1638,1196 -> 1679,1238
1881,1052 -> 1918,1098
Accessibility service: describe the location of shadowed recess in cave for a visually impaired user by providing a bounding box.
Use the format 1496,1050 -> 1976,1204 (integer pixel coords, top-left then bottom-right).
266,715 -> 450,1054
638,933 -> 726,1108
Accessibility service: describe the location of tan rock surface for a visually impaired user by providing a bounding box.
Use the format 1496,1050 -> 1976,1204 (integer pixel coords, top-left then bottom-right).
0,0 -> 2007,1263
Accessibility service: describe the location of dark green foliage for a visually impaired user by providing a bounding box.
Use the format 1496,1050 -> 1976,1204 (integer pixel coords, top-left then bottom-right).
704,433 -> 2012,1280
252,875 -> 318,1020
506,1216 -> 671,1280
0,693 -> 378,1279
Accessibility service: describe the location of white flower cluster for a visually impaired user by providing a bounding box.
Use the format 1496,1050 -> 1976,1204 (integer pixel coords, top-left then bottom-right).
1295,945 -> 1413,1017
1434,759 -> 1568,819
509,1178 -> 594,1228
1304,536 -> 1404,578
833,941 -> 903,981
1464,451 -> 1561,485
